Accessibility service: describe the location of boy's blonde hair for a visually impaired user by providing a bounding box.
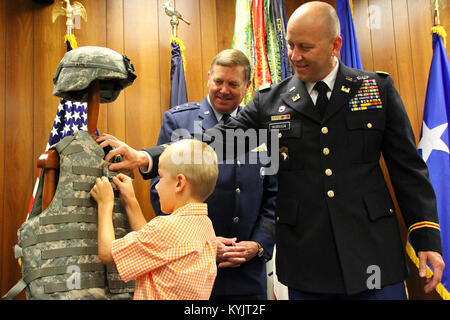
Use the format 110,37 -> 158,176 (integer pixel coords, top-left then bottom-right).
159,139 -> 219,201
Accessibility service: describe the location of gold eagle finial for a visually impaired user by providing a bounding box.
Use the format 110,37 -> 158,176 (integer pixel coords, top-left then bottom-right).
52,0 -> 87,36
163,1 -> 190,37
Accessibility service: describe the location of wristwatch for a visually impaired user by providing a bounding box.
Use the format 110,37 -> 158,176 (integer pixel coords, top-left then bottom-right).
256,242 -> 264,258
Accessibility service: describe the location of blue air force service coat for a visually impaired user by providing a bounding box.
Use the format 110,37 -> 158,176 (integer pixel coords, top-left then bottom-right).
143,98 -> 277,297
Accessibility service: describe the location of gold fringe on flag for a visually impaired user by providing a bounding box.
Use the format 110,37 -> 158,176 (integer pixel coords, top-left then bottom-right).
64,33 -> 79,49
431,25 -> 447,48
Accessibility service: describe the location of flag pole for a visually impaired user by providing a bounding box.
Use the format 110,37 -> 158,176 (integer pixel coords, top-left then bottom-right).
431,0 -> 447,47
433,0 -> 440,26
164,1 -> 189,108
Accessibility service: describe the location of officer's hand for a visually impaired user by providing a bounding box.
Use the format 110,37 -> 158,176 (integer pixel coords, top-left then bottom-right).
418,251 -> 445,293
96,133 -> 148,171
232,241 -> 259,262
216,237 -> 246,268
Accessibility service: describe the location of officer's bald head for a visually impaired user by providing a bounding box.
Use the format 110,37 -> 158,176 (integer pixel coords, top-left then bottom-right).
288,1 -> 340,41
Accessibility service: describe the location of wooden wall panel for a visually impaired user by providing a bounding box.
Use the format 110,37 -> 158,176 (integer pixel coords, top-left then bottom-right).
0,0 -> 5,294
106,0 -> 126,141
391,0 -> 420,138
2,0 -> 34,297
408,0 -> 435,133
216,0 -> 236,52
353,0 -> 374,71
124,0 -> 162,221
177,0 -> 204,102
32,3 -> 67,178
200,0 -> 219,96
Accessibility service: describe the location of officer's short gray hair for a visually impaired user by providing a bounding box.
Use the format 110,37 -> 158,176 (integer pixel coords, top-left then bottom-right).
210,49 -> 251,83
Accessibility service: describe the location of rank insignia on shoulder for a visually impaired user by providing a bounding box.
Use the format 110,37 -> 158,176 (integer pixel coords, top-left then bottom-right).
349,79 -> 383,111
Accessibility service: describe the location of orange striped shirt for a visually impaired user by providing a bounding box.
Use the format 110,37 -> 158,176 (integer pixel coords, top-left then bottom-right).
111,203 -> 217,300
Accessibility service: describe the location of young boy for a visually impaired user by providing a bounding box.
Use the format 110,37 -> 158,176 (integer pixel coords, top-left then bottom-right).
90,139 -> 219,300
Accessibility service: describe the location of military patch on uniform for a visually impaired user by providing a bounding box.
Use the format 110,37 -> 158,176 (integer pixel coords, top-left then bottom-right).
291,93 -> 300,102
341,85 -> 350,93
271,114 -> 291,121
278,105 -> 286,113
349,79 -> 383,111
269,121 -> 290,131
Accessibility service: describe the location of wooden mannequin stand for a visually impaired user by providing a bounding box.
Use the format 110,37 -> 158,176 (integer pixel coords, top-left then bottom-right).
37,80 -> 100,211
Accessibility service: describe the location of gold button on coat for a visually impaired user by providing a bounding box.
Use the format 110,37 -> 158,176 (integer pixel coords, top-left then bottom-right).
323,148 -> 330,155
233,217 -> 239,223
325,169 -> 333,176
321,127 -> 328,134
367,123 -> 373,128
327,190 -> 335,198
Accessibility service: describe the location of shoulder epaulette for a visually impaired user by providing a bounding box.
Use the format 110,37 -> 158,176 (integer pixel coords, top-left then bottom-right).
171,102 -> 200,113
376,71 -> 390,77
258,83 -> 271,92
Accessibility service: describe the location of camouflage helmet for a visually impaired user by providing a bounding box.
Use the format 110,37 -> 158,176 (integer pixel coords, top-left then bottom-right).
53,46 -> 137,103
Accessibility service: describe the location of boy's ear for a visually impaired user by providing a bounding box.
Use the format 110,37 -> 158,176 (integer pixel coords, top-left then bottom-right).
175,174 -> 187,193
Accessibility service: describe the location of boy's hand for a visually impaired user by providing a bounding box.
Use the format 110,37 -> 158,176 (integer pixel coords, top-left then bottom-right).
112,173 -> 136,203
90,177 -> 114,206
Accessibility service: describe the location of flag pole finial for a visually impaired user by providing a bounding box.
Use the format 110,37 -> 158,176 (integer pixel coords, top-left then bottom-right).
163,1 -> 190,38
431,0 -> 447,47
433,0 -> 441,26
52,0 -> 87,37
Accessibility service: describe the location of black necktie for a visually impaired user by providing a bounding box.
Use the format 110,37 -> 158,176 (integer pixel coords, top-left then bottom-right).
220,114 -> 232,125
314,81 -> 329,118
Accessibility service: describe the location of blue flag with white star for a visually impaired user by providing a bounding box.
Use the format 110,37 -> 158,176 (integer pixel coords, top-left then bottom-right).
418,31 -> 450,298
336,0 -> 363,70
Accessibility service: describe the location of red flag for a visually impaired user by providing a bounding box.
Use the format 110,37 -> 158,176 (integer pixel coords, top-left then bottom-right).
252,0 -> 271,89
